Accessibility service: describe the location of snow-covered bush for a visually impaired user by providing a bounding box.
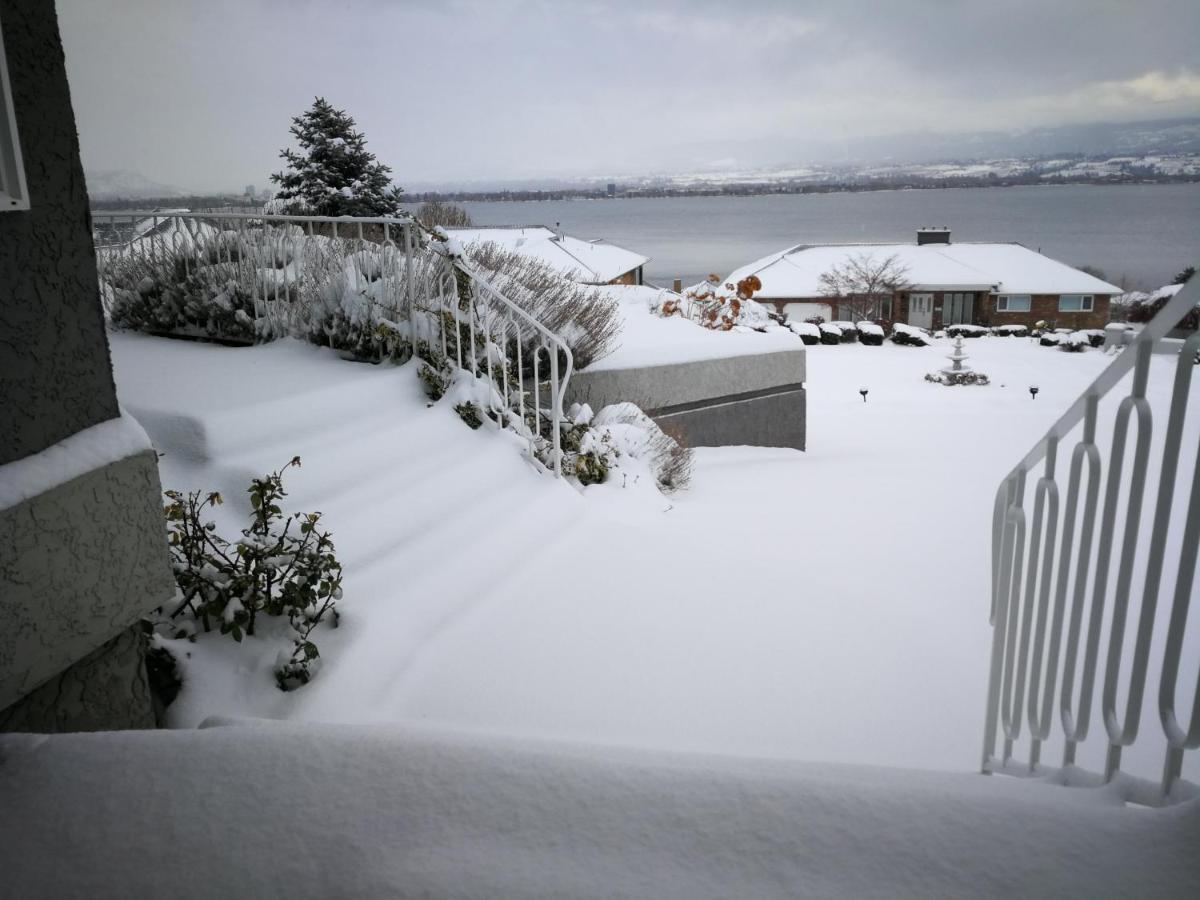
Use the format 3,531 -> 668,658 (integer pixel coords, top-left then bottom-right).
945,324 -> 988,339
300,237 -> 415,362
1058,332 -> 1089,352
856,321 -> 885,346
925,370 -> 990,386
1039,332 -> 1064,347
830,321 -> 859,343
992,324 -> 1028,337
465,242 -> 621,369
561,403 -> 692,492
156,458 -> 342,692
819,323 -> 842,345
106,239 -> 265,343
787,320 -> 820,345
665,275 -> 775,332
890,323 -> 931,346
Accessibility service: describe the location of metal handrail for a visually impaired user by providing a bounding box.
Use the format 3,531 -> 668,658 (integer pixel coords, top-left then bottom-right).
982,271 -> 1200,805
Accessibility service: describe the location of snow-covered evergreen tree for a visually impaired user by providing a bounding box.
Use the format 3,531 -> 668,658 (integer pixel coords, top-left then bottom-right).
270,98 -> 403,216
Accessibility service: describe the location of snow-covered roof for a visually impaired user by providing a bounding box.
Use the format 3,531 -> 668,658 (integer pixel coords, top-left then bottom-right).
450,226 -> 649,284
726,241 -> 1123,299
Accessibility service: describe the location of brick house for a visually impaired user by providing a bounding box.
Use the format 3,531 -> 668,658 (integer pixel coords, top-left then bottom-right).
449,225 -> 648,286
726,229 -> 1120,331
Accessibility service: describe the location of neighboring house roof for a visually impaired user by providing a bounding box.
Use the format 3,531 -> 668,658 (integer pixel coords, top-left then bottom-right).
450,226 -> 649,284
725,242 -> 1123,299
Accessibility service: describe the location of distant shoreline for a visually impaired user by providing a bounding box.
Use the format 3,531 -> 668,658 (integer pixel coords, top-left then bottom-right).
89,175 -> 1200,210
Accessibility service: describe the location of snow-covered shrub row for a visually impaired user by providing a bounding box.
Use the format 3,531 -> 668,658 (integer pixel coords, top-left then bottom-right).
889,323 -> 932,346
104,240 -> 264,343
945,324 -> 988,338
1051,330 -> 1105,352
992,324 -> 1028,336
465,242 -> 621,370
102,224 -> 424,359
153,458 -> 342,694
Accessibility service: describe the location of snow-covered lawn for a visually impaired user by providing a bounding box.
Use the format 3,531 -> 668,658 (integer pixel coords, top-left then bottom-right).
108,330 -> 1198,784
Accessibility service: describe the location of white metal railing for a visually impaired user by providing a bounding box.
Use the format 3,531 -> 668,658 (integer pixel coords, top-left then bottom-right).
982,272 -> 1200,805
91,211 -> 574,477
424,237 -> 575,477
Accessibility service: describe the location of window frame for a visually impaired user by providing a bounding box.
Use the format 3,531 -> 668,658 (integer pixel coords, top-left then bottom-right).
1059,294 -> 1094,313
996,294 -> 1031,313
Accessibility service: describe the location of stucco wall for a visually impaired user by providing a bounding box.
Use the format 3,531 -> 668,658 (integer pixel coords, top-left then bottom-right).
0,0 -> 119,466
0,624 -> 155,733
0,450 -> 176,715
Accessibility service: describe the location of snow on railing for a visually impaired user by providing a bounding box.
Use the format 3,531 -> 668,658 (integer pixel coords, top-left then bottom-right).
90,211 -> 575,477
982,271 -> 1200,805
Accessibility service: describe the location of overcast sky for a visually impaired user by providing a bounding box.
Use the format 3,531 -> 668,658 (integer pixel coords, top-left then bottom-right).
58,0 -> 1200,192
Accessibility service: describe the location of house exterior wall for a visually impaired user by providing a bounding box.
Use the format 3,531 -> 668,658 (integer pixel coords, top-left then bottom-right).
607,266 -> 643,286
0,0 -> 175,731
0,0 -> 120,466
765,291 -> 1112,330
979,293 -> 1112,330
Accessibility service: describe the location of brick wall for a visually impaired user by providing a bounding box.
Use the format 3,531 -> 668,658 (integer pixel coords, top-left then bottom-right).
979,294 -> 1111,330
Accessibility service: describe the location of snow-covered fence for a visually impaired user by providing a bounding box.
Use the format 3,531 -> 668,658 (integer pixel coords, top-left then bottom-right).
90,211 -> 576,477
982,271 -> 1200,805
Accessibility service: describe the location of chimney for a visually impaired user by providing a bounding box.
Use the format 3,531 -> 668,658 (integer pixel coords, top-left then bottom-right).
917,226 -> 951,245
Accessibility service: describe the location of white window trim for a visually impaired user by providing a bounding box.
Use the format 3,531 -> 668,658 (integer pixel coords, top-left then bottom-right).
997,294 -> 1032,312
1059,294 -> 1094,312
0,12 -> 29,212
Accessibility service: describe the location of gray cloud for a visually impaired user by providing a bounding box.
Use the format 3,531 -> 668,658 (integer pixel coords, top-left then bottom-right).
56,0 -> 1200,190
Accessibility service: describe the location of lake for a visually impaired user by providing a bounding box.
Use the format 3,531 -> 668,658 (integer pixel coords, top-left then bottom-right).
453,184 -> 1200,291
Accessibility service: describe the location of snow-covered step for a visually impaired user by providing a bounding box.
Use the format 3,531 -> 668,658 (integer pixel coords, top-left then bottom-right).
1,719 -> 1195,899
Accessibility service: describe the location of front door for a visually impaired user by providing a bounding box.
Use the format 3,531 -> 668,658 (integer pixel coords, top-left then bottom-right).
909,293 -> 933,328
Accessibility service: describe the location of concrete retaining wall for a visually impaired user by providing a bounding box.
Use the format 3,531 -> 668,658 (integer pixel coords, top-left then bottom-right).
569,348 -> 806,450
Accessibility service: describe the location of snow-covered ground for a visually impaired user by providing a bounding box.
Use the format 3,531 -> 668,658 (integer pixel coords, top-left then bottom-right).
107,328 -> 1200,787
2,717 -> 1196,899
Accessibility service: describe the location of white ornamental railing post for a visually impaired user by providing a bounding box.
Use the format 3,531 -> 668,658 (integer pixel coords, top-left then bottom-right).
980,269 -> 1200,806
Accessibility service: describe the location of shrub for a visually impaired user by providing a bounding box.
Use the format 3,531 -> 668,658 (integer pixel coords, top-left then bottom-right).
1058,332 -> 1089,352
856,321 -> 885,346
106,238 -> 264,343
830,321 -> 859,343
158,458 -> 342,692
992,325 -> 1028,337
890,323 -> 931,346
417,200 -> 472,229
1040,333 -> 1064,347
455,402 -> 484,429
925,370 -> 990,386
464,242 -> 621,368
559,402 -> 692,493
946,324 -> 988,338
819,323 -> 842,345
788,321 -> 820,345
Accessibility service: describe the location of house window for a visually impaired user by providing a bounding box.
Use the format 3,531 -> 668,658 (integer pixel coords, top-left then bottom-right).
996,294 -> 1031,312
1059,294 -> 1094,312
0,13 -> 29,211
878,297 -> 892,319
